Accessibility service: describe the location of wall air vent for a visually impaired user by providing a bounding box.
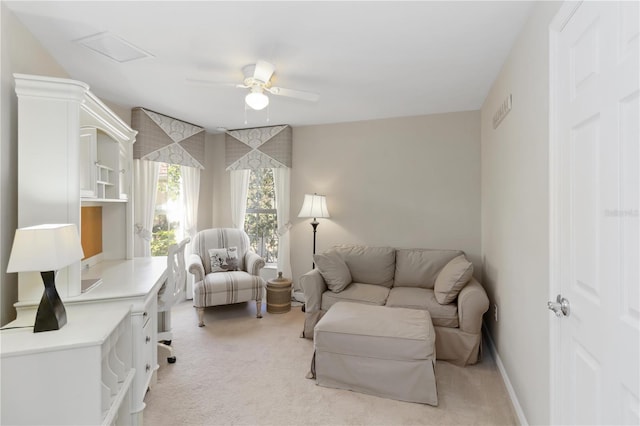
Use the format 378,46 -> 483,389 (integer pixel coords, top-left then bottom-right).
493,94 -> 512,129
75,32 -> 154,63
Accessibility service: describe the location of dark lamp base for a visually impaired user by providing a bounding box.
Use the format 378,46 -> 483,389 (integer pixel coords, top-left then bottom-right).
34,270 -> 67,333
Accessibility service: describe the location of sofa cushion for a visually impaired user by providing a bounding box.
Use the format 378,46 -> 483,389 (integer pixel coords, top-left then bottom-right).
322,283 -> 390,311
394,249 -> 463,289
434,255 -> 474,304
386,287 -> 459,328
313,252 -> 352,293
332,245 -> 396,288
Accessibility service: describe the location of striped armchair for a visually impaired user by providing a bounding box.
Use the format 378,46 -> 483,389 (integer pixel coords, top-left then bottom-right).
188,228 -> 266,326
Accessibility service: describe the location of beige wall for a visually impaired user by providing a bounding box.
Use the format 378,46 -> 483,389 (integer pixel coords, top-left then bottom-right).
198,132 -> 230,231
0,4 -> 69,326
480,2 -> 562,424
199,112 -> 481,290
289,112 -> 481,287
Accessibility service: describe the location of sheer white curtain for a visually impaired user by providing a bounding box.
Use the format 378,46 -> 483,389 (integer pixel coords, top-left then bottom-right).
229,169 -> 250,229
133,159 -> 160,257
181,165 -> 200,241
273,167 -> 292,278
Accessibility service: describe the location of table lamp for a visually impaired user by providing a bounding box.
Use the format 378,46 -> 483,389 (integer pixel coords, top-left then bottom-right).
7,224 -> 84,332
297,193 -> 330,269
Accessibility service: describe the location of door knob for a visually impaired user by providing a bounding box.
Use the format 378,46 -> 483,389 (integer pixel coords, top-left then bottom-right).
548,294 -> 570,317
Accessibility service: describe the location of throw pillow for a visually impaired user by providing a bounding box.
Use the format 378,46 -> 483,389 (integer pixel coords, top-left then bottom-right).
209,247 -> 239,272
434,254 -> 474,304
225,246 -> 239,271
313,252 -> 352,293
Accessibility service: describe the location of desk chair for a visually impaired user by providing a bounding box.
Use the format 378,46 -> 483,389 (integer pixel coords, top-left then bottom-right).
158,237 -> 190,363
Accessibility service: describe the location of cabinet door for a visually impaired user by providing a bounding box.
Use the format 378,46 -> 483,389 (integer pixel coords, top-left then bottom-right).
79,127 -> 97,198
118,141 -> 130,200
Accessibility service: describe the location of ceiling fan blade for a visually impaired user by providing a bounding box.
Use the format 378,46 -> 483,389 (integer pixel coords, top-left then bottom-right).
267,86 -> 320,102
185,78 -> 242,88
185,78 -> 249,89
253,60 -> 276,83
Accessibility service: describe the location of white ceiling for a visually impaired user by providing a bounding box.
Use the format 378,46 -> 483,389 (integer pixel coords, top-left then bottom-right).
6,1 -> 533,133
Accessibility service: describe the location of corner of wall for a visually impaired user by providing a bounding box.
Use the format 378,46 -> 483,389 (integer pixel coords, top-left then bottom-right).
479,2 -> 562,425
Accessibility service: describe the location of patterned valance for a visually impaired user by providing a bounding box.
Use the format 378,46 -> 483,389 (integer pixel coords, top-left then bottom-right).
131,107 -> 205,169
225,125 -> 292,170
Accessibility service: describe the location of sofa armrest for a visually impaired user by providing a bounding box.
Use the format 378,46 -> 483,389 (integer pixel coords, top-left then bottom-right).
457,278 -> 490,334
188,254 -> 205,283
245,251 -> 265,276
300,269 -> 327,312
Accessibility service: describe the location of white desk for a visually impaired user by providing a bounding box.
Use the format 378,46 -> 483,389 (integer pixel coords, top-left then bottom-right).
11,257 -> 168,424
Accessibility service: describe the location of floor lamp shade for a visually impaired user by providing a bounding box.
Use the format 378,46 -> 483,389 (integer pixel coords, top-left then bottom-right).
7,224 -> 84,332
298,194 -> 330,269
297,194 -> 330,220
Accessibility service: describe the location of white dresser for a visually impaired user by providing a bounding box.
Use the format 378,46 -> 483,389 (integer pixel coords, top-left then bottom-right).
1,304 -> 134,425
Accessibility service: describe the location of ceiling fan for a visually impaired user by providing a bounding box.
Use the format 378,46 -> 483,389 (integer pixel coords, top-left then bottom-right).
190,60 -> 320,111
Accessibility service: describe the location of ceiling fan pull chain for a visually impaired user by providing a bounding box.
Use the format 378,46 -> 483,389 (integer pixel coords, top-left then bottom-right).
267,104 -> 270,123
244,103 -> 248,125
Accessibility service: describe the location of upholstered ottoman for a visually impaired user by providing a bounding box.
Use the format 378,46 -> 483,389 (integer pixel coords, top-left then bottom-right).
311,302 -> 437,405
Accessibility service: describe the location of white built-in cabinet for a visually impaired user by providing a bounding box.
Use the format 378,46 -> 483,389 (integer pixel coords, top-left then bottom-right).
9,74 -> 164,425
14,73 -> 136,301
1,305 -> 135,425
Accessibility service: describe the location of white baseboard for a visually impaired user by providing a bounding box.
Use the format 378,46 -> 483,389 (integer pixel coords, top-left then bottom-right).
483,325 -> 528,426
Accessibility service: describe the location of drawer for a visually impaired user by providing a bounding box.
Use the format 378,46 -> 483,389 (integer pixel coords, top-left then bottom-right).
132,295 -> 157,403
141,307 -> 154,375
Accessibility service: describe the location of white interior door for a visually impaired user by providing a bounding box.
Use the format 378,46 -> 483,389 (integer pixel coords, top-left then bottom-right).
550,1 -> 639,424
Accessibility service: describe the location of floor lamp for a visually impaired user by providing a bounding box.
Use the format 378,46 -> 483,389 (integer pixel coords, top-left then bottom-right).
296,193 -> 330,306
297,193 -> 330,269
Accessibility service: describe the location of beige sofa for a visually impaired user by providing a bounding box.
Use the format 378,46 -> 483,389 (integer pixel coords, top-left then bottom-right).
300,245 -> 490,366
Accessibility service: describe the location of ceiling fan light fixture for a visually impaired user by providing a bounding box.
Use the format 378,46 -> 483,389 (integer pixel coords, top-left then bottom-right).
245,90 -> 269,110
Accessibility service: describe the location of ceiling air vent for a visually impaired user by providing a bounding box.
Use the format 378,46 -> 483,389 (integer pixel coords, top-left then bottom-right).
75,32 -> 153,63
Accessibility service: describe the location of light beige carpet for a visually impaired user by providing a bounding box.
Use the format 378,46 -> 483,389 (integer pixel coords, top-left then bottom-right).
144,300 -> 518,426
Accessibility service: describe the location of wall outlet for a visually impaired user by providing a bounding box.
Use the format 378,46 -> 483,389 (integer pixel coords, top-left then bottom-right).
494,304 -> 498,322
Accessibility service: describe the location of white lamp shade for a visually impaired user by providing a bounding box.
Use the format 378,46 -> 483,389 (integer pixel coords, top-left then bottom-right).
298,194 -> 330,219
6,224 -> 84,273
245,91 -> 269,110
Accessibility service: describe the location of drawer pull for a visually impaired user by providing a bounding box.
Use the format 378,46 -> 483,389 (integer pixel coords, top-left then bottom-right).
146,364 -> 151,372
143,311 -> 148,318
145,336 -> 151,343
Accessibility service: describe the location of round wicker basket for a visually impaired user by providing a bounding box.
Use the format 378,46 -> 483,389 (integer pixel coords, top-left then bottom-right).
266,272 -> 292,314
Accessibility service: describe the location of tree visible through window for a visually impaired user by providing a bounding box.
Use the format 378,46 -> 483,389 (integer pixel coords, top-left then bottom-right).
245,168 -> 278,263
151,163 -> 183,256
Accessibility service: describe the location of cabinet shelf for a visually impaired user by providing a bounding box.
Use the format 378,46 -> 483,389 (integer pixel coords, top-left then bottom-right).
82,198 -> 128,204
102,369 -> 135,426
81,128 -> 131,202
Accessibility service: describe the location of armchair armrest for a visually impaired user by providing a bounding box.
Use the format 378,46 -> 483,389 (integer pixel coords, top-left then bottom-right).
188,253 -> 205,283
457,278 -> 490,334
300,269 -> 327,312
245,251 -> 265,276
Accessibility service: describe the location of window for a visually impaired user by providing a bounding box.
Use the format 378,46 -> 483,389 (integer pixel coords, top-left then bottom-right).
151,163 -> 184,256
245,168 -> 278,264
